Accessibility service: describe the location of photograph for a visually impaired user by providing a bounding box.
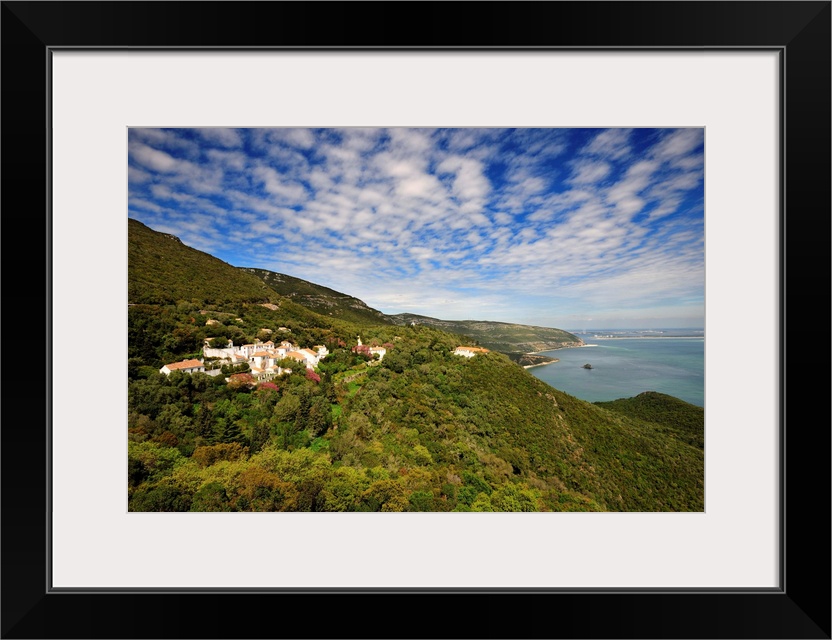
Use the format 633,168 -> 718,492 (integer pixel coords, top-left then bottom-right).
3,0 -> 828,635
127,126 -> 705,513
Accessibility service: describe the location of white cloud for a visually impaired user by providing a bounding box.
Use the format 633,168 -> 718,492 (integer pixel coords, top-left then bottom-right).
206,149 -> 248,171
196,128 -> 243,148
129,142 -> 182,173
569,159 -> 612,184
128,166 -> 152,183
387,128 -> 432,154
653,128 -> 703,161
128,198 -> 164,213
252,166 -> 308,202
437,156 -> 490,200
128,127 -> 703,327
129,128 -> 201,158
583,128 -> 632,160
278,128 -> 317,149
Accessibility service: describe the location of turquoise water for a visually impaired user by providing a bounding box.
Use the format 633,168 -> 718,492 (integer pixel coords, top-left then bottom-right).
529,330 -> 704,407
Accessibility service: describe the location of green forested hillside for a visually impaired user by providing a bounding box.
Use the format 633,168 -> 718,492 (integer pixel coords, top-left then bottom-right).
128,323 -> 703,512
127,221 -> 704,512
595,392 -> 705,450
241,267 -> 392,326
388,313 -> 584,354
128,218 -> 278,305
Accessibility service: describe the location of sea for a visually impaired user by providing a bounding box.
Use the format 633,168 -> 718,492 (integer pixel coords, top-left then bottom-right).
528,329 -> 705,408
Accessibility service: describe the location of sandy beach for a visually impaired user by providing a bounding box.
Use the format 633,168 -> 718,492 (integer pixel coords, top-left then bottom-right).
523,359 -> 558,370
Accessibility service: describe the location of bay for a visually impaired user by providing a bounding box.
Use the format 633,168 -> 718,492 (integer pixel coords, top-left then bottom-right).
528,329 -> 705,407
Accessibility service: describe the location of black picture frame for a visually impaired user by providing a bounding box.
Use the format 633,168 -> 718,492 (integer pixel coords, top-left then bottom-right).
2,2 -> 829,638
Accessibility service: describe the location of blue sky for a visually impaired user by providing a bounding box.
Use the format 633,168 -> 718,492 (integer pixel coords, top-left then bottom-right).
128,127 -> 704,329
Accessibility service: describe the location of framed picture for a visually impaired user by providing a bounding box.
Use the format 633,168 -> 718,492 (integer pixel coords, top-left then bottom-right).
3,2 -> 829,638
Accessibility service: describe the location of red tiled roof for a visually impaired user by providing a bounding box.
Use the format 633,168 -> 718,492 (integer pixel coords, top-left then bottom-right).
164,359 -> 203,370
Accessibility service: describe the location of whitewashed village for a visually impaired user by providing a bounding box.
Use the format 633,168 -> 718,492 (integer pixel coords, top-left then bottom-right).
160,333 -> 487,381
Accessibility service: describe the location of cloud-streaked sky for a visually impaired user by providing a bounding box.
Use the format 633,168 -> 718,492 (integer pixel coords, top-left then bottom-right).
128,127 -> 704,329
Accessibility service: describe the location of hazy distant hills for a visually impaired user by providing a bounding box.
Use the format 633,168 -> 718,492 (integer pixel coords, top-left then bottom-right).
388,313 -> 584,354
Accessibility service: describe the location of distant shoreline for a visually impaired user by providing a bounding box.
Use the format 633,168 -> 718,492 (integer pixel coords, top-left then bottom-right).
528,343 -> 589,356
523,358 -> 559,370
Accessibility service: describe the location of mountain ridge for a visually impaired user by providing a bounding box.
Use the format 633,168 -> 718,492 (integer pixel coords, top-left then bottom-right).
388,312 -> 584,354
240,267 -> 392,326
129,217 -> 583,356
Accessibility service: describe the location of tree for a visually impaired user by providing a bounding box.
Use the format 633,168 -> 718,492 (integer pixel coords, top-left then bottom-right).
191,442 -> 248,467
304,396 -> 333,437
190,482 -> 234,512
381,349 -> 408,374
128,457 -> 149,488
408,490 -> 435,512
272,394 -> 301,449
214,417 -> 247,445
249,419 -> 271,454
490,483 -> 540,512
130,482 -> 192,512
227,373 -> 255,390
235,467 -> 298,511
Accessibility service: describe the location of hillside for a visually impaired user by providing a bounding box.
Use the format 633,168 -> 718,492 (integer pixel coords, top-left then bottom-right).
128,324 -> 704,512
128,218 -> 278,305
388,313 -> 584,354
241,267 -> 391,326
595,392 -> 705,450
127,220 -> 704,512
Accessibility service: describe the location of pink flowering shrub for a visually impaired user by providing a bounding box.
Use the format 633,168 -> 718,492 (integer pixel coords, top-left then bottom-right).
227,373 -> 255,390
305,369 -> 321,383
257,381 -> 279,392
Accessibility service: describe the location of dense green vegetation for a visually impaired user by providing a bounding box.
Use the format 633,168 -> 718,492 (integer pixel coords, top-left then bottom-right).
241,267 -> 392,326
128,218 -> 278,305
595,392 -> 705,450
388,313 -> 584,353
127,220 -> 704,512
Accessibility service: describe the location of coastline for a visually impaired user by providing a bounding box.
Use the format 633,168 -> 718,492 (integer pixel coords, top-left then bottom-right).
523,358 -> 558,370
528,342 -> 589,356
519,340 -> 586,368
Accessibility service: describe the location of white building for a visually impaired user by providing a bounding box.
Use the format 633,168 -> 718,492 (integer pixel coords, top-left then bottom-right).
286,350 -> 316,370
453,346 -> 489,358
299,348 -> 321,367
160,359 -> 205,375
203,338 -> 236,360
369,346 -> 386,361
201,338 -> 323,377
